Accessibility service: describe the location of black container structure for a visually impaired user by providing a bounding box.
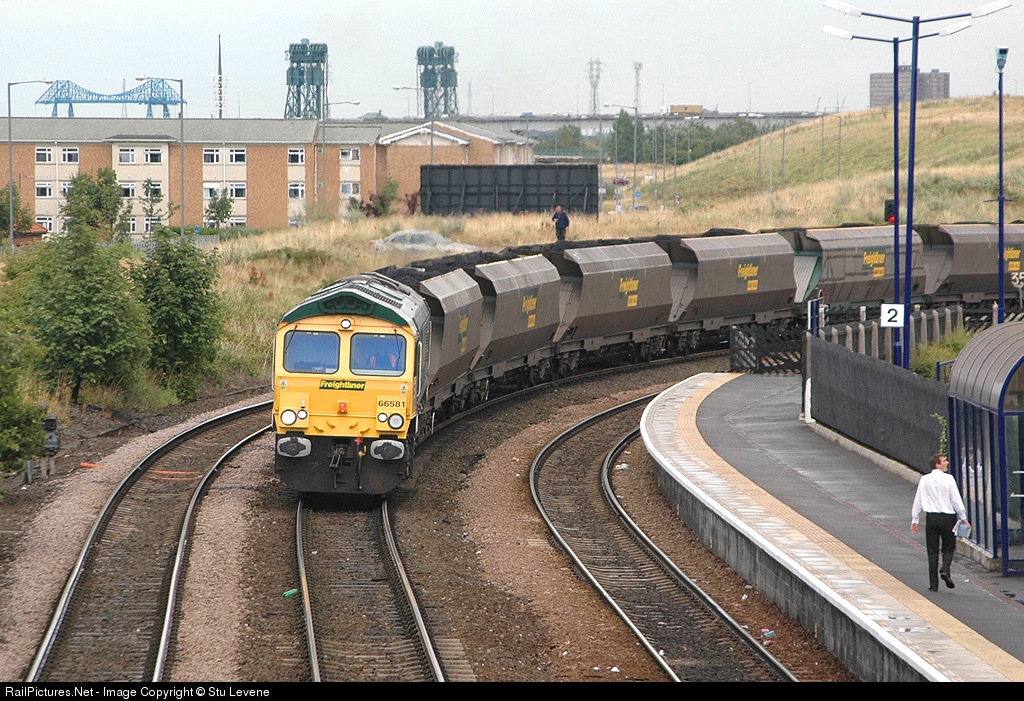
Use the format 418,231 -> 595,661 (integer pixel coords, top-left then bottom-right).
948,323 -> 1024,575
420,164 -> 599,215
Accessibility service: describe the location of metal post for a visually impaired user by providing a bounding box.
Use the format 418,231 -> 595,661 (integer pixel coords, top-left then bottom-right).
997,47 -> 1008,323
892,38 -> 903,365
903,16 -> 920,369
7,83 -> 13,252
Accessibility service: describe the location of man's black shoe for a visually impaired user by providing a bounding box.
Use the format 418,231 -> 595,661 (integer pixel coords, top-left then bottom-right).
941,572 -> 955,589
928,585 -> 939,592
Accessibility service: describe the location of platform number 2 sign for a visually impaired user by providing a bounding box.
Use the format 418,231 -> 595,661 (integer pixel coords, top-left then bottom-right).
880,303 -> 904,328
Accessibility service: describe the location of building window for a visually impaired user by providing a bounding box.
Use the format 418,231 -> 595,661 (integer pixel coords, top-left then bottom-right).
203,148 -> 220,164
61,147 -> 79,164
203,182 -> 222,199
35,147 -> 53,164
127,217 -> 137,234
340,181 -> 360,196
288,182 -> 305,199
229,148 -> 246,164
144,148 -> 162,164
228,217 -> 247,227
121,183 -> 136,198
119,148 -> 136,164
145,217 -> 161,233
288,148 -> 305,164
228,183 -> 246,199
60,181 -> 73,196
339,148 -> 360,161
36,216 -> 53,232
145,182 -> 163,198
36,182 -> 53,198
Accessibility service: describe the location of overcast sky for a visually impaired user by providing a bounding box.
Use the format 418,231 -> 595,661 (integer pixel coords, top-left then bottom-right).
3,1 -> 1020,120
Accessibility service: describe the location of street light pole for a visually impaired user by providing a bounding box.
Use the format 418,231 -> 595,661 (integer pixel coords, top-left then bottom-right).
605,102 -> 640,208
997,46 -> 1009,323
822,0 -> 1009,368
8,79 -> 53,251
321,99 -> 361,217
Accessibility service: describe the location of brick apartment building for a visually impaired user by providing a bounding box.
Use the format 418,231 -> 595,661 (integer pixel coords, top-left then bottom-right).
2,117 -> 533,234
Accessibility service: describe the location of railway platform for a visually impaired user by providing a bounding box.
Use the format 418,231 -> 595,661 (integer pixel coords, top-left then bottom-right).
641,372 -> 1024,682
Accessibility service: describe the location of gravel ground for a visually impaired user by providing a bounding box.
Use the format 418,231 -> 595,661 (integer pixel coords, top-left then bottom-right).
0,363 -> 856,682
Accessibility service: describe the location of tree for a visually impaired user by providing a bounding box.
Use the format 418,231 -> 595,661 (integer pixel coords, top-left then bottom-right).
25,224 -> 150,404
0,333 -> 43,475
204,189 -> 233,228
61,168 -> 132,239
133,228 -> 221,401
0,184 -> 33,236
366,176 -> 399,217
610,109 -> 648,163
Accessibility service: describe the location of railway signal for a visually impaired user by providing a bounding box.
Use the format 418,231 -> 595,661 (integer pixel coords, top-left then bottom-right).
884,199 -> 896,224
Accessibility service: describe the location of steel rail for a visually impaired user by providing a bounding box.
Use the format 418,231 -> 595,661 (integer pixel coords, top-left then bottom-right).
529,394 -> 680,681
600,428 -> 798,682
381,498 -> 446,682
153,420 -> 273,681
26,401 -> 272,682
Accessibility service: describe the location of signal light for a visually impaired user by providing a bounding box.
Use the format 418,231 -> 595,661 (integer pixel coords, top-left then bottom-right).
884,199 -> 896,224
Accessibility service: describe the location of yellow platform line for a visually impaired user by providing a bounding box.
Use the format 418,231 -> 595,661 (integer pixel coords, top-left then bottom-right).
660,372 -> 1024,682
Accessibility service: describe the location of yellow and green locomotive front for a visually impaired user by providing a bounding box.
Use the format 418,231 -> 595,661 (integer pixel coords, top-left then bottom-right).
273,274 -> 430,494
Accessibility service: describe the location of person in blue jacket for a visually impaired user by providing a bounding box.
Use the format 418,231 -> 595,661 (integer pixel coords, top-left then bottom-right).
551,205 -> 569,242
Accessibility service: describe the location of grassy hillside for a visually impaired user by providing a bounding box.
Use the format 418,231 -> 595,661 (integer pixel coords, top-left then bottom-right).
214,95 -> 1024,388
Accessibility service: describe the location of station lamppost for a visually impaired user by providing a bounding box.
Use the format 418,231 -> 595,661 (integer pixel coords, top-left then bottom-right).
604,102 -> 639,208
822,22 -> 969,365
822,0 -> 1011,369
8,79 -> 53,251
997,46 -> 1009,323
136,76 -> 185,237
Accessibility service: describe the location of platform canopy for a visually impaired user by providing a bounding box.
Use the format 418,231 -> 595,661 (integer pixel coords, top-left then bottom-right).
949,322 -> 1024,410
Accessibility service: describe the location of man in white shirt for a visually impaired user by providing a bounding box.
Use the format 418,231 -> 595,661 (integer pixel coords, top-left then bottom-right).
911,454 -> 970,592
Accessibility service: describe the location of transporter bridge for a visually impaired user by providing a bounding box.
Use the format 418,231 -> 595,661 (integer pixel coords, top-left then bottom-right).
35,79 -> 183,118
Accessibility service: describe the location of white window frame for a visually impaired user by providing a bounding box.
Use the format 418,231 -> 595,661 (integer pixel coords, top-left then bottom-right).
228,217 -> 247,227
203,182 -> 222,199
339,148 -> 360,161
340,181 -> 360,196
61,147 -> 79,164
35,182 -> 53,198
288,148 -> 305,164
60,181 -> 73,196
127,217 -> 137,234
145,217 -> 162,233
35,147 -> 53,164
145,182 -> 163,198
144,148 -> 162,164
228,182 -> 246,199
203,148 -> 221,164
288,182 -> 305,199
118,148 -> 136,164
121,182 -> 136,199
35,216 -> 53,232
228,147 -> 246,164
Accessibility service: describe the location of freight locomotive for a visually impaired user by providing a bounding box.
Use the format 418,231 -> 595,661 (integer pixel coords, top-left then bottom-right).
273,222 -> 1024,494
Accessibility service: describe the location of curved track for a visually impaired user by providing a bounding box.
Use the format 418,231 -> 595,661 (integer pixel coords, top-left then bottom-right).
530,396 -> 793,682
27,403 -> 272,682
297,497 -> 444,682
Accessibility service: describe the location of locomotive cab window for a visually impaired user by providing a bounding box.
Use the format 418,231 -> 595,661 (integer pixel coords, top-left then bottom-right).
283,330 -> 340,374
351,334 -> 406,376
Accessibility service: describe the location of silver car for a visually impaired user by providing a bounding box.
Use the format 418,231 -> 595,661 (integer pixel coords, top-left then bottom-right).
369,230 -> 480,254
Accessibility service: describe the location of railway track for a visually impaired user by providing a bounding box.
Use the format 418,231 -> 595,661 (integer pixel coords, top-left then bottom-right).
296,497 -> 444,682
27,403 -> 272,682
530,396 -> 794,682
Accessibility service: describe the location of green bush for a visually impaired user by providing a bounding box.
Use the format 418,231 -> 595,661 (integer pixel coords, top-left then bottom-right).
24,225 -> 151,404
911,328 -> 976,379
0,334 -> 43,475
133,229 -> 221,401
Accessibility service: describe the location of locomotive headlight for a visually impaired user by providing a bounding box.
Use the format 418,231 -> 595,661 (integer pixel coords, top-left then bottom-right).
340,318 -> 352,330
297,409 -> 308,420
377,412 -> 388,423
387,413 -> 405,430
280,409 -> 298,426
